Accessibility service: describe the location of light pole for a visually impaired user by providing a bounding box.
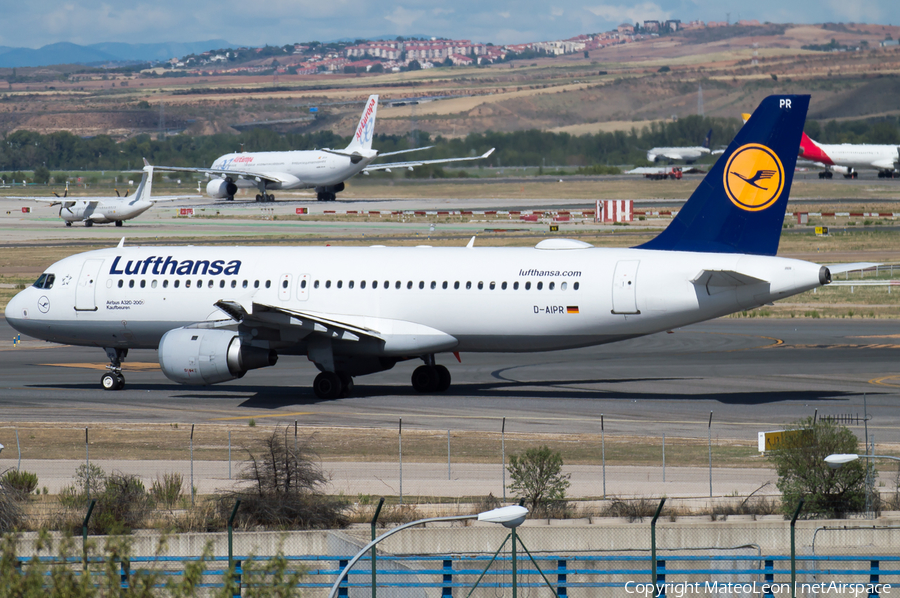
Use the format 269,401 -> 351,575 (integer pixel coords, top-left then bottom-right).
326,505 -> 528,598
825,454 -> 900,517
825,453 -> 900,467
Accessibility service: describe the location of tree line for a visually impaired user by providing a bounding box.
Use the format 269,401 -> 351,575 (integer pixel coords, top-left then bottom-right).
1,114 -> 896,173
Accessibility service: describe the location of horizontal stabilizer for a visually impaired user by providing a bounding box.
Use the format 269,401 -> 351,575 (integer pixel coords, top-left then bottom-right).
827,262 -> 880,275
693,270 -> 768,288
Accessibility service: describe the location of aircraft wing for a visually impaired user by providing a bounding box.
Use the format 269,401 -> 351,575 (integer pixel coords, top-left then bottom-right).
377,145 -> 435,157
212,300 -> 458,354
215,300 -> 382,343
151,165 -> 295,185
362,148 -> 495,173
7,196 -> 66,202
144,195 -> 202,203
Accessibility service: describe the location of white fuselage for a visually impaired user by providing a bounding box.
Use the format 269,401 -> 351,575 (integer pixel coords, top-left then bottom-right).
647,147 -> 710,162
809,143 -> 899,172
210,150 -> 377,191
58,199 -> 154,224
5,244 -> 825,358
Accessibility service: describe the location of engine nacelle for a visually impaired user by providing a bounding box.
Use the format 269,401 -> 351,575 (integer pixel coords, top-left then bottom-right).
206,178 -> 238,198
158,328 -> 277,386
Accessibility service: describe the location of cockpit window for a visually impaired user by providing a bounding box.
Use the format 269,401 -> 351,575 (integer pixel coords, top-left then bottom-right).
32,274 -> 55,289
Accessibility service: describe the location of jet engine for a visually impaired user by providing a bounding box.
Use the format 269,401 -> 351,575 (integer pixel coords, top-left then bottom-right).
158,328 -> 277,385
206,178 -> 238,198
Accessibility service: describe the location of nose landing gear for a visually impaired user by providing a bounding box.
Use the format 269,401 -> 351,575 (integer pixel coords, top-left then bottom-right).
101,347 -> 128,391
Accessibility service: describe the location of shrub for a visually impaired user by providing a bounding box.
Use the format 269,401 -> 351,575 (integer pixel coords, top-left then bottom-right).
768,417 -> 869,518
507,445 -> 571,515
218,428 -> 348,530
2,470 -> 38,496
151,472 -> 184,508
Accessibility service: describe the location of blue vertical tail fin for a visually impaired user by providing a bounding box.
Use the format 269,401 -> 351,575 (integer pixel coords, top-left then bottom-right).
637,95 -> 808,256
702,129 -> 713,149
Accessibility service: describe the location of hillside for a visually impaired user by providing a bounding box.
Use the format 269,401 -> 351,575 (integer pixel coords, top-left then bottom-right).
0,23 -> 898,142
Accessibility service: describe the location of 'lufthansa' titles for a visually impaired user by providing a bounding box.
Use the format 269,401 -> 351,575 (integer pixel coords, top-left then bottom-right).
109,256 -> 242,277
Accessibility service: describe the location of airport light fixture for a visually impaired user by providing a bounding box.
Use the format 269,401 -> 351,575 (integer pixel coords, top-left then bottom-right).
825,453 -> 900,469
327,505 -> 528,598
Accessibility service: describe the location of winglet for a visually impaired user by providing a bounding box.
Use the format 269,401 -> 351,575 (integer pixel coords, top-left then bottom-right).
466,236 -> 475,248
117,237 -> 125,248
143,157 -> 150,167
482,148 -> 496,158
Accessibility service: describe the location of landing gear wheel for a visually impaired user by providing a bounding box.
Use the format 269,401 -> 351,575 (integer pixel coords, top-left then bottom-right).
338,372 -> 353,397
65,222 -> 72,227
114,373 -> 125,390
101,372 -> 119,391
115,220 -> 123,227
255,194 -> 262,202
825,171 -> 833,179
84,220 -> 93,227
411,365 -> 439,393
434,365 -> 451,392
226,195 -> 235,201
267,194 -> 275,202
313,372 -> 343,399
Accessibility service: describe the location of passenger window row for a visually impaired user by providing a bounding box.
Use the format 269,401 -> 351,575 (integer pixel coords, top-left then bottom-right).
312,280 -> 580,291
115,279 -> 273,290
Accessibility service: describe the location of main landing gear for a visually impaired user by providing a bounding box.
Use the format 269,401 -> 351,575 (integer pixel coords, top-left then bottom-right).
100,347 -> 128,391
115,221 -> 124,227
313,371 -> 353,399
316,192 -> 337,202
818,171 -> 833,179
255,193 -> 275,202
411,355 -> 451,393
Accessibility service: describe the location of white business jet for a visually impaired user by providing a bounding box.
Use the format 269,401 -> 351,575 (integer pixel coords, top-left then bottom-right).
153,94 -> 495,202
13,161 -> 197,227
5,95 -> 867,398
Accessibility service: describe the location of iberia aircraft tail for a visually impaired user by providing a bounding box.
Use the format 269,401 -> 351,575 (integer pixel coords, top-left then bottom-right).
345,94 -> 379,152
637,95 -> 809,256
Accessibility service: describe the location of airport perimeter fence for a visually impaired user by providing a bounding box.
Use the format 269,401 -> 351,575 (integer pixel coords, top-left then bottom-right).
2,417 -> 896,528
4,503 -> 900,597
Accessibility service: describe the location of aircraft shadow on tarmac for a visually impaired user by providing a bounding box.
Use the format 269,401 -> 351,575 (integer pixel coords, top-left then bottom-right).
232,381 -> 862,409
28,380 -> 866,410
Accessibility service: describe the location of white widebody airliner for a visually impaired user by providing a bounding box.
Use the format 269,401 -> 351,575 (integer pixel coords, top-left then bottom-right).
154,94 -> 494,202
12,162 -> 197,227
6,95 -> 858,398
646,129 -> 713,163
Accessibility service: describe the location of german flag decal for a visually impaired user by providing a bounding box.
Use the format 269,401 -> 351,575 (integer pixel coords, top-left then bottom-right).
567,306 -> 579,314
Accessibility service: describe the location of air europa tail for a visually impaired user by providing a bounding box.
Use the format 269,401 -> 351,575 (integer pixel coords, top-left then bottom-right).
345,94 -> 379,152
637,95 -> 809,256
702,129 -> 713,149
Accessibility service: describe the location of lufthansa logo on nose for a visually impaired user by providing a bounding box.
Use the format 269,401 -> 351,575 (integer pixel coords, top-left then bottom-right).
38,296 -> 50,313
723,143 -> 785,212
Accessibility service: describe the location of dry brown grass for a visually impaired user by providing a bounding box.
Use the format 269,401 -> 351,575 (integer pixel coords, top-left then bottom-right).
0,422 -> 792,467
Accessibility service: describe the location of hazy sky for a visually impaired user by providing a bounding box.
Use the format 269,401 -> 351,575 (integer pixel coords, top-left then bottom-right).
2,0 -> 896,48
